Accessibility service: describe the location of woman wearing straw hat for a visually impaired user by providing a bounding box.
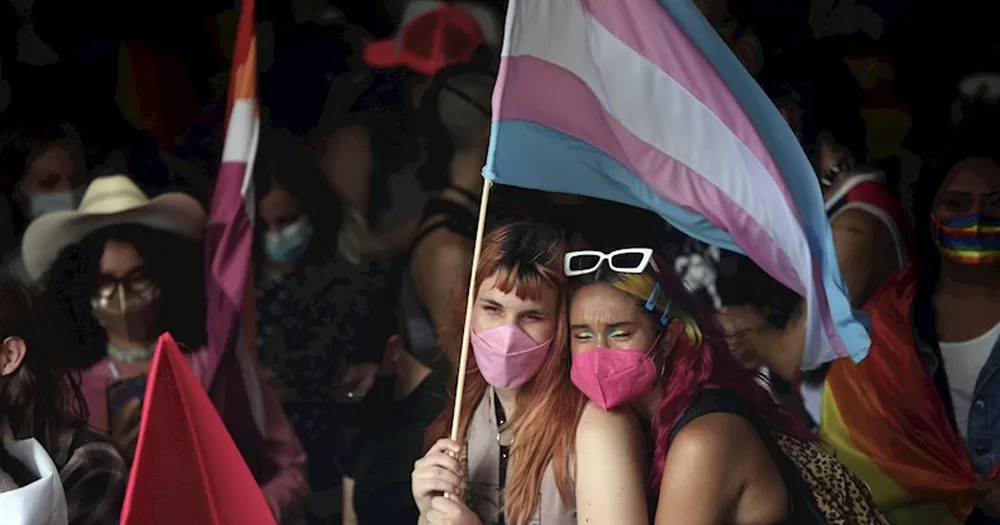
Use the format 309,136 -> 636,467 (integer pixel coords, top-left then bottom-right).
21,175 -> 309,522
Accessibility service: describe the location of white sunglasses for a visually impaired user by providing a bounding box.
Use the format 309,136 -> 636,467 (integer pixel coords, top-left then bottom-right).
564,248 -> 660,277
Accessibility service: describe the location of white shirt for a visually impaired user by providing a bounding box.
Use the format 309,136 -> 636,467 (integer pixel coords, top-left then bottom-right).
939,320 -> 1000,442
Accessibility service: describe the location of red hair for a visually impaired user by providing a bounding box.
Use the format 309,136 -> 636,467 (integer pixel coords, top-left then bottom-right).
569,253 -> 813,492
425,222 -> 586,525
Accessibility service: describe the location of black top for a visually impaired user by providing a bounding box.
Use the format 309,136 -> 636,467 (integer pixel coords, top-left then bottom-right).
668,389 -> 821,525
346,369 -> 447,525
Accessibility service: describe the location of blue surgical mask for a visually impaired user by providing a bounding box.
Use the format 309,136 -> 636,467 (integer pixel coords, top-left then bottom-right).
28,190 -> 76,219
264,217 -> 314,264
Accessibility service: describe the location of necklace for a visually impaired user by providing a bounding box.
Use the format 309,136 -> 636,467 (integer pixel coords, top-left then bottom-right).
106,344 -> 155,364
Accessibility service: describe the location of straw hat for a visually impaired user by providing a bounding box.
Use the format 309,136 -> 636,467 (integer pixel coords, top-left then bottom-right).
21,175 -> 206,282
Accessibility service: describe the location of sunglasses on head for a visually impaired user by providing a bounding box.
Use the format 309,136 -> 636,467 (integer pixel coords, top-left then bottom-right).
564,247 -> 660,277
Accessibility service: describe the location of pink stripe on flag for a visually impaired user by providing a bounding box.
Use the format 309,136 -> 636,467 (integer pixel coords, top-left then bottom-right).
204,159 -> 253,381
497,54 -> 848,359
578,0 -> 795,208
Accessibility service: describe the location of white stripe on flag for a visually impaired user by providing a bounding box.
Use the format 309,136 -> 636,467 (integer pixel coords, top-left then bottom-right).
222,99 -> 260,217
503,0 -> 810,289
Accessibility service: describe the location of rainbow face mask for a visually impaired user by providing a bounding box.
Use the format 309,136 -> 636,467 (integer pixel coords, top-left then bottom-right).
930,214 -> 1000,264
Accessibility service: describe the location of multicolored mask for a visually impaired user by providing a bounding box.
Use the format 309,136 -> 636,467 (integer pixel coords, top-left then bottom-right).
930,214 -> 1000,264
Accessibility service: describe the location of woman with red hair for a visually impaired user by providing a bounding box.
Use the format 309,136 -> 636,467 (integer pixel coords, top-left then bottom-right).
411,222 -> 650,525
564,247 -> 879,524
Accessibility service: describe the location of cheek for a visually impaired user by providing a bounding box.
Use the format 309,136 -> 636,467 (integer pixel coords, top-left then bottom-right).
569,338 -> 591,357
470,308 -> 499,334
520,319 -> 555,345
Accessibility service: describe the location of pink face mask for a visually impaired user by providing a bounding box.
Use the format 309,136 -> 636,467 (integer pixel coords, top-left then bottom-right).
571,347 -> 658,411
471,324 -> 551,389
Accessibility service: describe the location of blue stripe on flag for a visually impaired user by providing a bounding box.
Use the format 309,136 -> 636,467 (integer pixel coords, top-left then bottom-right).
485,119 -> 871,363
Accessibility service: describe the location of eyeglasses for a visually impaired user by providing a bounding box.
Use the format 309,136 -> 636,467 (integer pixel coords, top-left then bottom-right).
564,248 -> 659,277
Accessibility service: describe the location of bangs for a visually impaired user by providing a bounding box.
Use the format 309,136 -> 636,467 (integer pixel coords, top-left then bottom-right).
483,260 -> 558,302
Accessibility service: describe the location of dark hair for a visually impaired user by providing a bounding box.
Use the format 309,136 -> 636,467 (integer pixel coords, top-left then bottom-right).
422,63 -> 495,152
42,223 -> 207,369
0,274 -> 87,450
252,126 -> 343,266
912,122 -> 1000,283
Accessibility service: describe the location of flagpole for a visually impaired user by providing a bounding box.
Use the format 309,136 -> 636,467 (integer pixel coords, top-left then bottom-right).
449,179 -> 493,442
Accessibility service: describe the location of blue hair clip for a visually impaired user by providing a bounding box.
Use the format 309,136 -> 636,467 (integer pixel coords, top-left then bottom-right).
645,283 -> 661,311
659,298 -> 673,326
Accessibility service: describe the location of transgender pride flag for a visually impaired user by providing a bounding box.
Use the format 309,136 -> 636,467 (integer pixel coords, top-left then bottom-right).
484,0 -> 870,367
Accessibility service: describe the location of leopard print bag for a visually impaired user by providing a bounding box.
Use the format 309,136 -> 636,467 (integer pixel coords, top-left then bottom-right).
774,434 -> 895,525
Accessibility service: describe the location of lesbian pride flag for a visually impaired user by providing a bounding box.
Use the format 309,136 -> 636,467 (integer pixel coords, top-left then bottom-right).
202,0 -> 270,480
205,0 -> 260,391
484,0 -> 869,367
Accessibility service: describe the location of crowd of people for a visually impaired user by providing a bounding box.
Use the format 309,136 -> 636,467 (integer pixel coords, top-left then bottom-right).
2,0 -> 1000,524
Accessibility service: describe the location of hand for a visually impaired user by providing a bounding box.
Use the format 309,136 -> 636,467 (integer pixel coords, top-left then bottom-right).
717,306 -> 766,369
332,362 -> 379,403
425,495 -> 482,525
974,480 -> 1000,518
109,399 -> 143,462
412,439 -> 465,515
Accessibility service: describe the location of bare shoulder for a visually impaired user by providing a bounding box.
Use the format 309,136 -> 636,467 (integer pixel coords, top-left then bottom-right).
832,208 -> 884,237
576,402 -> 644,449
666,411 -> 761,477
330,122 -> 370,146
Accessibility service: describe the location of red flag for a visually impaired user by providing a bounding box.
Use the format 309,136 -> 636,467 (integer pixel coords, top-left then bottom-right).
120,333 -> 276,525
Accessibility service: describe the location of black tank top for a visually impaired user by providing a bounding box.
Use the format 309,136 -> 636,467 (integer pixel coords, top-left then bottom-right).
667,389 -> 823,525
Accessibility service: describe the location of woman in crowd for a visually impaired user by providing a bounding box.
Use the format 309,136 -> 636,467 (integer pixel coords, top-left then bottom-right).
565,247 -> 890,524
820,128 -> 1000,525
253,126 -> 395,524
412,222 -> 649,525
0,120 -> 89,283
22,175 -> 308,523
0,274 -> 127,525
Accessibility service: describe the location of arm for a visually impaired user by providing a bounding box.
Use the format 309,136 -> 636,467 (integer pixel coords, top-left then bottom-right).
575,404 -> 649,525
367,212 -> 423,259
257,366 -> 310,523
343,476 -> 358,525
61,439 -> 129,525
411,239 -> 474,340
654,413 -> 785,525
743,209 -> 889,381
321,123 -> 372,215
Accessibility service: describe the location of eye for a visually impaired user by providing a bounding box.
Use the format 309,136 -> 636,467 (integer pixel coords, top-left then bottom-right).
522,313 -> 544,322
573,331 -> 594,341
482,304 -> 501,314
610,330 -> 633,340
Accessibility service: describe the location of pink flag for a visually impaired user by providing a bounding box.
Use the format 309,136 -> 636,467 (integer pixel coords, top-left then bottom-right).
121,333 -> 276,525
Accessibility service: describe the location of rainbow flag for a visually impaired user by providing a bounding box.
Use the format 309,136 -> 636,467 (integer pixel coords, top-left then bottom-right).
821,266 -> 1000,525
484,0 -> 869,368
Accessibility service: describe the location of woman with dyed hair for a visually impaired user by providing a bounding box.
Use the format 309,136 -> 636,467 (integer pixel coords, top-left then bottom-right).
411,222 -> 649,525
565,247 -> 890,524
